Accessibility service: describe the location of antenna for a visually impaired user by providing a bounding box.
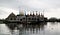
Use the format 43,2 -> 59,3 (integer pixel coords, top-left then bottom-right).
19,6 -> 20,14
39,11 -> 40,16
41,8 -> 44,15
33,11 -> 35,16
25,10 -> 26,15
30,11 -> 32,16
42,9 -> 45,16
43,9 -> 44,15
36,11 -> 38,15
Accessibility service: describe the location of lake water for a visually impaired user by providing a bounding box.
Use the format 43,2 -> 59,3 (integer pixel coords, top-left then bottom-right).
0,22 -> 60,35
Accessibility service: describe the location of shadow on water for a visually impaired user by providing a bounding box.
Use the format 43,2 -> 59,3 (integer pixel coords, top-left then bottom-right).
5,23 -> 18,30
4,22 -> 47,35
5,22 -> 47,30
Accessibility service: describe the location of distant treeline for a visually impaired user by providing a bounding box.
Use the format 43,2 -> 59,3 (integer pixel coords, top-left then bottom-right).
1,17 -> 60,22
0,19 -> 5,23
48,17 -> 60,22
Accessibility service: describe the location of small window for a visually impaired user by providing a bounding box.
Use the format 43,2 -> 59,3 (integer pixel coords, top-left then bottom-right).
20,19 -> 22,21
28,18 -> 31,20
23,18 -> 25,19
37,18 -> 39,20
32,18 -> 36,20
32,18 -> 34,20
34,18 -> 36,20
10,18 -> 12,20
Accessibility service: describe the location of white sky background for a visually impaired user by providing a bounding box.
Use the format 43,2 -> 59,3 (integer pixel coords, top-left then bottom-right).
0,0 -> 60,19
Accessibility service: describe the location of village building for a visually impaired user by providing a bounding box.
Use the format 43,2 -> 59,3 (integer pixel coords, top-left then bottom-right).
5,11 -> 47,23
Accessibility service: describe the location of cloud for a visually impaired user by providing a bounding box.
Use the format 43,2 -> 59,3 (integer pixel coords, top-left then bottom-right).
45,8 -> 60,18
0,6 -> 19,19
0,0 -> 60,18
24,0 -> 51,8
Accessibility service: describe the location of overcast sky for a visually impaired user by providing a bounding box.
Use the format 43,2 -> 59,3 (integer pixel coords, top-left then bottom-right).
0,0 -> 60,19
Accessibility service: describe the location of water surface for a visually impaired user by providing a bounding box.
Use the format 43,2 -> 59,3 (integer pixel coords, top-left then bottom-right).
0,22 -> 60,35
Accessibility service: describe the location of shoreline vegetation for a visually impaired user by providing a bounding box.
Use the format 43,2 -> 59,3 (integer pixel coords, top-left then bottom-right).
0,19 -> 4,24
0,17 -> 60,23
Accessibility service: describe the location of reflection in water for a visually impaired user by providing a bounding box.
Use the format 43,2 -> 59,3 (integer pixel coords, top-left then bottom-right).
17,22 -> 47,35
0,22 -> 60,35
